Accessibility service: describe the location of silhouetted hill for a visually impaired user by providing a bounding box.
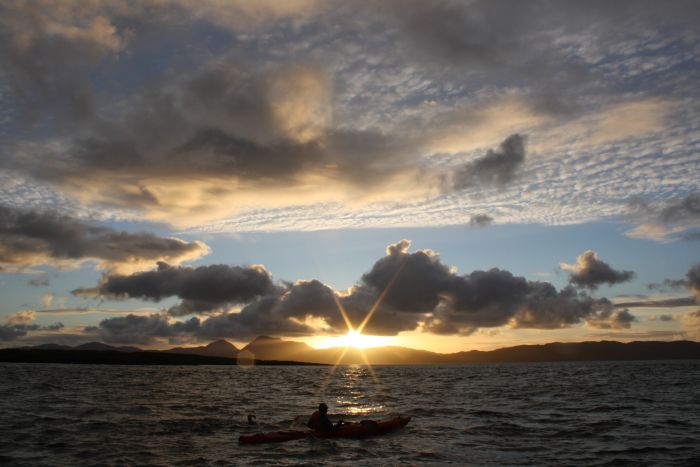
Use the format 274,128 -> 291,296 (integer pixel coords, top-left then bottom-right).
75,342 -> 141,352
8,339 -> 700,365
0,348 -> 325,365
239,339 -> 700,364
164,339 -> 239,358
28,343 -> 73,350
443,340 -> 700,363
242,336 -> 317,361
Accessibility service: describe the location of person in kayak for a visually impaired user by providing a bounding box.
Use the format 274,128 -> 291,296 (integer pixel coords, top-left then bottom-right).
308,403 -> 335,432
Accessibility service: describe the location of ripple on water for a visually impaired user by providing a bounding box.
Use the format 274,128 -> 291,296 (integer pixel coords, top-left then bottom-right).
0,361 -> 699,465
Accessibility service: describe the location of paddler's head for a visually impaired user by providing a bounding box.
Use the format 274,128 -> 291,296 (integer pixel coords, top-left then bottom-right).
319,403 -> 328,414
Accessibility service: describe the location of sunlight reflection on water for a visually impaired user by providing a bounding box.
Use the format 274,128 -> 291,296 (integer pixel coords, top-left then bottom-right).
1,361 -> 699,466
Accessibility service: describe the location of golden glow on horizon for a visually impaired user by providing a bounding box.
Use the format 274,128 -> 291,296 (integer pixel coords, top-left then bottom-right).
314,330 -> 395,349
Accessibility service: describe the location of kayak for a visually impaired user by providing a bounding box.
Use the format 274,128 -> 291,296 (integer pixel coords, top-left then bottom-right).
239,416 -> 411,444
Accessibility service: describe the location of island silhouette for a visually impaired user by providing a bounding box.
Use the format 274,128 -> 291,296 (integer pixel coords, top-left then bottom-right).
2,337 -> 699,365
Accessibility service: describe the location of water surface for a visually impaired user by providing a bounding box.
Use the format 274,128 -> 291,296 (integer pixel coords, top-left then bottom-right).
1,361 -> 699,465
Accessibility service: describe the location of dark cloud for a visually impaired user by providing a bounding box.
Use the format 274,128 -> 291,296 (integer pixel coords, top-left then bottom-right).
0,322 -> 63,342
659,194 -> 700,224
385,0 -> 700,113
687,263 -> 700,298
452,134 -> 526,190
361,240 -> 453,313
683,310 -> 700,338
470,214 -> 494,227
647,263 -> 700,302
359,240 -> 634,335
273,279 -> 423,336
628,195 -> 700,240
197,295 -> 316,341
0,3 -> 123,125
81,239 -> 641,343
586,308 -> 636,329
615,296 -> 696,308
27,277 -> 50,287
74,262 -> 277,315
1,0 -> 699,231
647,278 -> 692,291
0,324 -> 36,341
510,284 -> 605,330
0,204 -> 208,272
629,195 -> 700,224
648,314 -> 674,322
2,56 -> 417,219
90,314 -> 201,345
561,250 -> 635,290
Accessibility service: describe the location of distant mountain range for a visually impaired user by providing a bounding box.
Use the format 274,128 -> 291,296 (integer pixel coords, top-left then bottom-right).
237,337 -> 700,364
2,337 -> 699,365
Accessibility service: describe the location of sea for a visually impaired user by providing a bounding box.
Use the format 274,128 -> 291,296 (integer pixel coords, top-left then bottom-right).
1,361 -> 699,466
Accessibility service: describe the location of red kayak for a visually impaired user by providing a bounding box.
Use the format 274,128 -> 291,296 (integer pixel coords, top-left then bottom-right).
239,416 -> 411,444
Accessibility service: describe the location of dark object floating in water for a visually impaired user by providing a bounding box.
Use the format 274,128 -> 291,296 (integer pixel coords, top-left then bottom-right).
238,416 -> 411,444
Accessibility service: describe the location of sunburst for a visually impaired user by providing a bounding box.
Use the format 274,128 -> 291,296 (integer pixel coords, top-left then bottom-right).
321,261 -> 405,390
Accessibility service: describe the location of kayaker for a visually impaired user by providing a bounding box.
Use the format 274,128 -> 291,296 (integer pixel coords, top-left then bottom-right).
308,403 -> 334,432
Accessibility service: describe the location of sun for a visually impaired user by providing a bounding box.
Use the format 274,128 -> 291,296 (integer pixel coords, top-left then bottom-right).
315,330 -> 394,349
342,330 -> 370,348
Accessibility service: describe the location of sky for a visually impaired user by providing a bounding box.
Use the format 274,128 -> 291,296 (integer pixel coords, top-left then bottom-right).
1,0 -> 699,353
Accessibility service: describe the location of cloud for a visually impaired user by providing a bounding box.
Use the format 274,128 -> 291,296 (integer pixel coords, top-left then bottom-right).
590,330 -> 685,340
589,99 -> 673,145
561,250 -> 635,290
41,292 -> 53,308
378,1 -> 700,124
0,0 -> 322,126
89,313 -> 201,345
1,1 -> 697,234
74,262 -> 278,315
384,0 -> 595,113
27,276 -> 49,286
648,314 -> 675,322
688,263 -> 700,301
615,296 -> 696,308
1,310 -> 63,342
3,57 -> 429,226
682,310 -> 700,340
34,306 -> 159,316
451,134 -> 526,190
174,0 -> 321,33
79,239 -> 641,343
5,310 -> 35,325
648,279 -> 693,292
0,324 -> 37,342
626,194 -> 700,241
0,1 -> 124,124
659,194 -> 700,224
647,263 -> 700,302
0,204 -> 208,273
585,308 -> 636,329
470,214 -> 494,227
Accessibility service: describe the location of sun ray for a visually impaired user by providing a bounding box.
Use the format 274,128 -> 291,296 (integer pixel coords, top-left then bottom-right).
357,347 -> 379,383
320,262 -> 406,395
357,260 -> 405,334
332,292 -> 355,332
319,344 -> 353,393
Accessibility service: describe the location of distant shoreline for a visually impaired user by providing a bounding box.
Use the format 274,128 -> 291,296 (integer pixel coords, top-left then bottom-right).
0,348 -> 327,366
1,340 -> 699,365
